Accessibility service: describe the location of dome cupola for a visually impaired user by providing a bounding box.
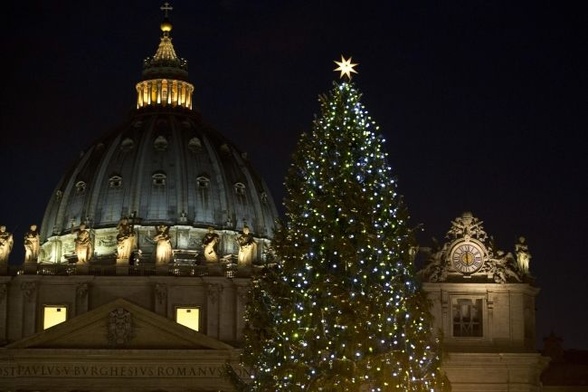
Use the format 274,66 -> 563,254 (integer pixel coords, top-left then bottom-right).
136,2 -> 193,109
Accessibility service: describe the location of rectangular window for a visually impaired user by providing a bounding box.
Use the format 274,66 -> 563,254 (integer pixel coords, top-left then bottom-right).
176,307 -> 200,332
43,305 -> 67,330
452,298 -> 483,337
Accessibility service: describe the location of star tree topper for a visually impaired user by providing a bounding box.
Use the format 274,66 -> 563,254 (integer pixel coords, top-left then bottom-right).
334,55 -> 358,80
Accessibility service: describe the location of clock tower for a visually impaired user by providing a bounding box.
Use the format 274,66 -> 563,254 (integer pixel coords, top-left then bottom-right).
418,212 -> 549,391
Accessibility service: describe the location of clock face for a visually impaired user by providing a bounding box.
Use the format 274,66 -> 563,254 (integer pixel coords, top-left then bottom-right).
451,242 -> 484,274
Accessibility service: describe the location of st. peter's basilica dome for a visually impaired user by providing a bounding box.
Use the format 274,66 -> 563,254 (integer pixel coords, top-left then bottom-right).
37,8 -> 279,272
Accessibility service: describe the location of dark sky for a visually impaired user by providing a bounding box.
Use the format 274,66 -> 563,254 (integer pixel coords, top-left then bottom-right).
1,1 -> 586,350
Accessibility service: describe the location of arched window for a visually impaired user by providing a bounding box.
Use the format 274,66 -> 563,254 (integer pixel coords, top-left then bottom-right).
120,137 -> 134,152
75,181 -> 86,194
188,137 -> 202,152
109,175 -> 122,189
154,135 -> 168,151
196,176 -> 210,189
152,172 -> 167,187
234,182 -> 246,196
220,143 -> 230,156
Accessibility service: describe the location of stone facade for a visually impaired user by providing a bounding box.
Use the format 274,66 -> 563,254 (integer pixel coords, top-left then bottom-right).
0,275 -> 249,391
418,212 -> 550,391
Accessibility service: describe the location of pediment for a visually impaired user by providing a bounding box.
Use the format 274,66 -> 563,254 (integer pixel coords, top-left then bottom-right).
6,298 -> 235,350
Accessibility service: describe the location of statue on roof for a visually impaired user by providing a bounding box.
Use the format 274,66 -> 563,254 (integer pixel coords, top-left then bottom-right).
202,227 -> 220,263
116,217 -> 135,263
74,223 -> 93,263
24,224 -> 40,263
153,224 -> 172,265
0,225 -> 14,265
236,225 -> 257,266
515,236 -> 531,275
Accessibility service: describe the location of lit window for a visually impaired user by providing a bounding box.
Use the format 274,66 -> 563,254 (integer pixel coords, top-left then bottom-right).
176,307 -> 200,331
452,298 -> 483,337
44,305 -> 67,330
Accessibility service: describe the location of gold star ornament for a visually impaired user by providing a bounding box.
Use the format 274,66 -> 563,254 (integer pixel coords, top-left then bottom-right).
334,55 -> 358,80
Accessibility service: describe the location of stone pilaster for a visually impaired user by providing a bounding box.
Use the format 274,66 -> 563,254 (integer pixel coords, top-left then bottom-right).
20,281 -> 38,336
154,283 -> 168,316
218,283 -> 235,342
76,282 -> 89,315
0,283 -> 8,342
206,282 -> 223,339
235,283 -> 250,342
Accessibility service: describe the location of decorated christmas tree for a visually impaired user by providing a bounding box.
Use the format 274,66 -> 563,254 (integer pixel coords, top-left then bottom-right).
232,57 -> 448,391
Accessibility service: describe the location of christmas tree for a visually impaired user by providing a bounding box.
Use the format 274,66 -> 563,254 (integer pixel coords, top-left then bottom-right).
232,56 -> 448,391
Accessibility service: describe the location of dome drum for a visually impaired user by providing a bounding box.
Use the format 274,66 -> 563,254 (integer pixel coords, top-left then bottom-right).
38,224 -> 272,277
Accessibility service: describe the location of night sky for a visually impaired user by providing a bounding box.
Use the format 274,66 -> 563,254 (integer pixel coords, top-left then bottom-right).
2,1 -> 586,350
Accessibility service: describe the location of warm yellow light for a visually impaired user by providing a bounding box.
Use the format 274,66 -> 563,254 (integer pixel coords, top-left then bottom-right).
333,55 -> 358,80
176,307 -> 200,331
136,79 -> 194,109
43,305 -> 67,329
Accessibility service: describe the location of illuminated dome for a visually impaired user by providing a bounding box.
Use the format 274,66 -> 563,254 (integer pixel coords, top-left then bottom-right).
38,7 -> 278,269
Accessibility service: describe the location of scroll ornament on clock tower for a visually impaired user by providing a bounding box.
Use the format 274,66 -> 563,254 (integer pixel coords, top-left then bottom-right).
419,212 -> 529,283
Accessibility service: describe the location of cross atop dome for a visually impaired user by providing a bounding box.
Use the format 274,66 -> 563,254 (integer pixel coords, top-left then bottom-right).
161,2 -> 173,18
160,2 -> 173,35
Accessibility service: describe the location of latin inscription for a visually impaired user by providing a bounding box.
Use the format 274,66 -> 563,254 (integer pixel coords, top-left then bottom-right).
0,364 -> 250,378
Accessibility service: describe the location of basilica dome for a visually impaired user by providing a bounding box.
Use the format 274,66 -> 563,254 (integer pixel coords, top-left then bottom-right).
38,11 -> 279,268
